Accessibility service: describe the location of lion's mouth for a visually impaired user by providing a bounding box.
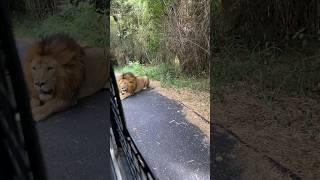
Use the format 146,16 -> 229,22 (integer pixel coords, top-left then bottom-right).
40,89 -> 53,95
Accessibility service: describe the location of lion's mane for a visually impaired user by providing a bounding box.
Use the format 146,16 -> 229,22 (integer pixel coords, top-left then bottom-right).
22,34 -> 85,100
117,72 -> 150,99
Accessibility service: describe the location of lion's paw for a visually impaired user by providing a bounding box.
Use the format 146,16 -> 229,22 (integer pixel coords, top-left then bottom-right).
32,107 -> 49,121
31,98 -> 41,108
120,93 -> 131,100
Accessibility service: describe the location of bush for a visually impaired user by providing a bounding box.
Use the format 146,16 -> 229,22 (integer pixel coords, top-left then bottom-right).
14,2 -> 106,47
215,0 -> 320,48
163,0 -> 210,74
111,0 -> 209,76
115,62 -> 209,91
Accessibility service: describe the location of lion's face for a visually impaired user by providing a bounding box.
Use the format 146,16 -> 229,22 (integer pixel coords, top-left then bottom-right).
30,56 -> 58,101
118,79 -> 128,95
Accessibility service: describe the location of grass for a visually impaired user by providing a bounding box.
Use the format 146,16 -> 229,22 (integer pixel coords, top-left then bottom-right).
114,62 -> 209,92
12,2 -> 106,47
213,47 -> 320,99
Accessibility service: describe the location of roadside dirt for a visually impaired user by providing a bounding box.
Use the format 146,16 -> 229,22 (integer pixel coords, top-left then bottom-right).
213,84 -> 320,179
149,81 -> 210,142
115,73 -> 210,142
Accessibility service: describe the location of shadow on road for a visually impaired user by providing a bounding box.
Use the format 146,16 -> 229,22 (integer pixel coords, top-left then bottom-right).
212,127 -> 242,180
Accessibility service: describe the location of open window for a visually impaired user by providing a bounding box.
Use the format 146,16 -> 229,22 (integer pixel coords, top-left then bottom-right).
0,1 -> 155,179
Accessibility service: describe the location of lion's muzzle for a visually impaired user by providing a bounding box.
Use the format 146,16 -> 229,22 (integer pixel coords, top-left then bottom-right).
34,81 -> 53,94
40,89 -> 53,95
34,81 -> 47,88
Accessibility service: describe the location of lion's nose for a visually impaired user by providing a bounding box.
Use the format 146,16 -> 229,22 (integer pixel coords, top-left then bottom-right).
35,81 -> 46,87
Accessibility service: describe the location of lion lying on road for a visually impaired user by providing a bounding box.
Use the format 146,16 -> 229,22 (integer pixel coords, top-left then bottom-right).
22,34 -> 109,121
117,72 -> 150,100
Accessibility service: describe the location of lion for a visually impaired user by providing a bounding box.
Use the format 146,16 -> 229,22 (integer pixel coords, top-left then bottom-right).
117,72 -> 150,100
118,72 -> 137,94
22,34 -> 109,121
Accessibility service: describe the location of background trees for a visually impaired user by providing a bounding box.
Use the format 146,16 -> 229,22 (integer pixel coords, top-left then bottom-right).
111,0 -> 210,75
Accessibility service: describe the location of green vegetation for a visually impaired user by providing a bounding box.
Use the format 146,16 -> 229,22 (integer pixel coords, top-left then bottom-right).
111,0 -> 209,74
13,3 -> 105,47
115,62 -> 209,92
12,1 -> 209,92
213,48 -> 320,99
213,0 -> 320,99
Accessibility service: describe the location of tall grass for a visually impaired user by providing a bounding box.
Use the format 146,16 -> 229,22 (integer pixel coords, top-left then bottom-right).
213,0 -> 320,98
214,0 -> 320,48
213,46 -> 320,99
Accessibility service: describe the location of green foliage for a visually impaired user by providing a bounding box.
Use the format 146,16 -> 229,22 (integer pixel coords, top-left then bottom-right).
142,0 -> 166,27
214,0 -> 320,48
147,32 -> 160,52
12,15 -> 38,37
213,1 -> 320,98
115,62 -> 209,91
213,48 -> 320,98
110,0 -> 174,64
13,2 -> 105,47
14,0 -> 209,80
111,0 -> 209,76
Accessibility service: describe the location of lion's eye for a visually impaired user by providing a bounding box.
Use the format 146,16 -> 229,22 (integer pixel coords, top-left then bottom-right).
47,67 -> 54,70
32,67 -> 36,70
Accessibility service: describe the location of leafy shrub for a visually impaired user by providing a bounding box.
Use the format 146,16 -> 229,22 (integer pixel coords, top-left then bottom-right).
14,2 -> 105,47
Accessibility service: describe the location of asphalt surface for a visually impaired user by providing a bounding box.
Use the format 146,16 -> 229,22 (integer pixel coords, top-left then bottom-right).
122,89 -> 210,180
36,91 -> 110,180
17,41 -> 111,180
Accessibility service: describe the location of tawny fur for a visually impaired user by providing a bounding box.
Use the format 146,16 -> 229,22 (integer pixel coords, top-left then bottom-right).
22,34 -> 109,121
23,34 -> 85,100
135,76 -> 150,93
77,47 -> 109,98
117,72 -> 150,100
117,72 -> 137,96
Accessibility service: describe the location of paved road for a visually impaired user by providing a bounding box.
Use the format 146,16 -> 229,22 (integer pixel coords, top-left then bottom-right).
122,89 -> 210,180
36,92 -> 110,180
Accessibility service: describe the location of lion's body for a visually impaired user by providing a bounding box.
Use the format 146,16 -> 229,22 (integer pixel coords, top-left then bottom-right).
22,34 -> 109,121
77,47 -> 109,98
135,76 -> 150,93
117,72 -> 150,100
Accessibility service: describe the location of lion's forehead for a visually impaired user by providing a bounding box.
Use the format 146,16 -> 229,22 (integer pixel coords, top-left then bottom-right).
119,79 -> 128,84
120,83 -> 128,88
31,60 -> 56,81
32,56 -> 57,65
